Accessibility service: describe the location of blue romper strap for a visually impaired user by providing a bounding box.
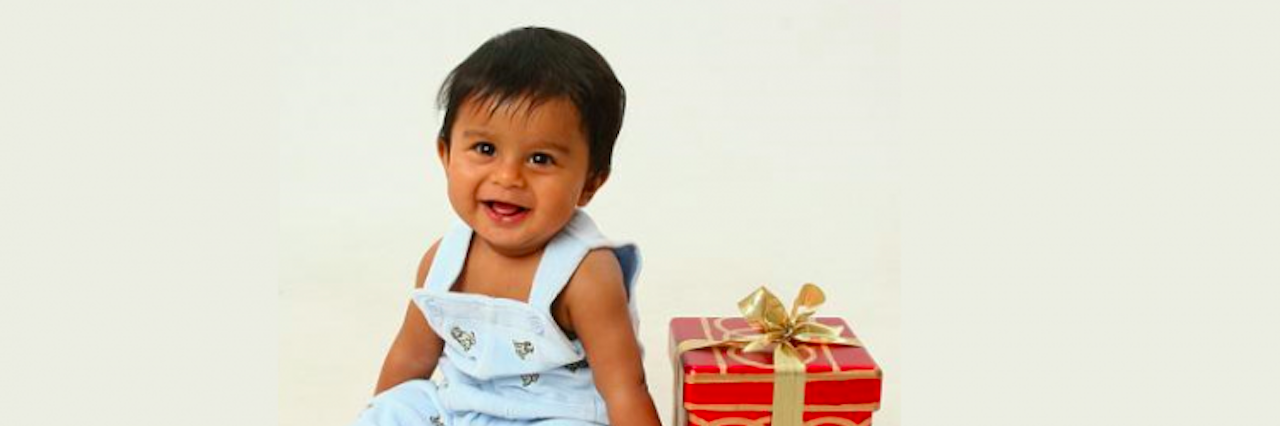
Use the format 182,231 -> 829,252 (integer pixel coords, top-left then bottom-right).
423,218 -> 472,293
528,210 -> 642,312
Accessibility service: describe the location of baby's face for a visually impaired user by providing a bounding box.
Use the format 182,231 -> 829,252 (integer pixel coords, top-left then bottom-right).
439,96 -> 602,257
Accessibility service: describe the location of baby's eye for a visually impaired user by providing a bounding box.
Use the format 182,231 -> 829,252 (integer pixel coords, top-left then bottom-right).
529,153 -> 555,166
471,142 -> 496,156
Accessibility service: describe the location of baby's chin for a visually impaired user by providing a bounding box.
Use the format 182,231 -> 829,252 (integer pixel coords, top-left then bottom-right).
471,226 -> 554,258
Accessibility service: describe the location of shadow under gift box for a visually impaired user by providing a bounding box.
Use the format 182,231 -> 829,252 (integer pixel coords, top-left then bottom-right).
669,317 -> 882,426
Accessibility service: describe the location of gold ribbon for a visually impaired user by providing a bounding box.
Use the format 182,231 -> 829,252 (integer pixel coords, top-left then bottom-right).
674,283 -> 863,426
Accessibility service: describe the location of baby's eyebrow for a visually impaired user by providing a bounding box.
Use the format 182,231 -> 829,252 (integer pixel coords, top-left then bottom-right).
532,140 -> 571,155
461,129 -> 495,139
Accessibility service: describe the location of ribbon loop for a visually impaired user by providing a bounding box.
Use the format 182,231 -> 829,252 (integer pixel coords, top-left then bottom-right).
789,283 -> 825,324
738,286 -> 789,333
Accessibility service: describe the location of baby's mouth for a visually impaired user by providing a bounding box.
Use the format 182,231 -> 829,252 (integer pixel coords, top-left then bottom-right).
484,200 -> 530,220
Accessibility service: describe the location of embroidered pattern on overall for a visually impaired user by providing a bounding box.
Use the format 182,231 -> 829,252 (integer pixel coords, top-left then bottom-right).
450,326 -> 475,351
520,373 -> 539,387
564,359 -> 589,373
513,340 -> 534,360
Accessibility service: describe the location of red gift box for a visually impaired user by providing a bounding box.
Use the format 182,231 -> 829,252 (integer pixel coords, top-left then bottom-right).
670,317 -> 882,426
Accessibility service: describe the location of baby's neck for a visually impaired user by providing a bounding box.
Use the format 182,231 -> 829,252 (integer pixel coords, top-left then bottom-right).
471,236 -> 547,263
454,237 -> 547,302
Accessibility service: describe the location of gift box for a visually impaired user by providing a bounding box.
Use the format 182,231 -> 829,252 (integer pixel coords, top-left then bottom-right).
670,316 -> 882,426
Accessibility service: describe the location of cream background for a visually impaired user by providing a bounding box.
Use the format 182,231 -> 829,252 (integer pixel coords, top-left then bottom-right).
280,1 -> 898,425
4,1 -> 1276,426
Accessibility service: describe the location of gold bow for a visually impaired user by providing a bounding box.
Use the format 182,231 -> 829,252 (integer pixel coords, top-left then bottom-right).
675,283 -> 862,426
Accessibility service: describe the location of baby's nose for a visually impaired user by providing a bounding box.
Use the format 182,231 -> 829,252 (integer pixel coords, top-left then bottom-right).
490,161 -> 526,188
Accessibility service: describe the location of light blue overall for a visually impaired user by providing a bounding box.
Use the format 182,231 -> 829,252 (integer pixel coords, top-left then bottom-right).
354,210 -> 641,426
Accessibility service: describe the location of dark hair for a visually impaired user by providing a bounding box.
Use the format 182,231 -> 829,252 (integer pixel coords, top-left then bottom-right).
437,27 -> 626,178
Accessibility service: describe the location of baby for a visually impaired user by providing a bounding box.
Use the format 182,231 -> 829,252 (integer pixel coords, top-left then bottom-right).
354,27 -> 661,426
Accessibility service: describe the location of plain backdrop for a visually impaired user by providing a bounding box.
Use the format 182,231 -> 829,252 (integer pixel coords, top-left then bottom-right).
4,1 -> 1278,426
279,1 -> 899,425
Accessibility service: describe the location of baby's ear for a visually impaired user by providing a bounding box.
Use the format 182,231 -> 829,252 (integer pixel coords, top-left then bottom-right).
436,138 -> 450,166
577,171 -> 610,207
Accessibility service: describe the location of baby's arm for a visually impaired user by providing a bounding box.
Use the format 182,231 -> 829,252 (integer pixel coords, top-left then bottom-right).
373,241 -> 446,395
562,249 -> 662,426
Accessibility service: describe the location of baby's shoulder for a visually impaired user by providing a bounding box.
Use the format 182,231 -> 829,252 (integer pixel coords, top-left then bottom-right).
579,247 -> 622,273
561,248 -> 625,301
414,238 -> 443,289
